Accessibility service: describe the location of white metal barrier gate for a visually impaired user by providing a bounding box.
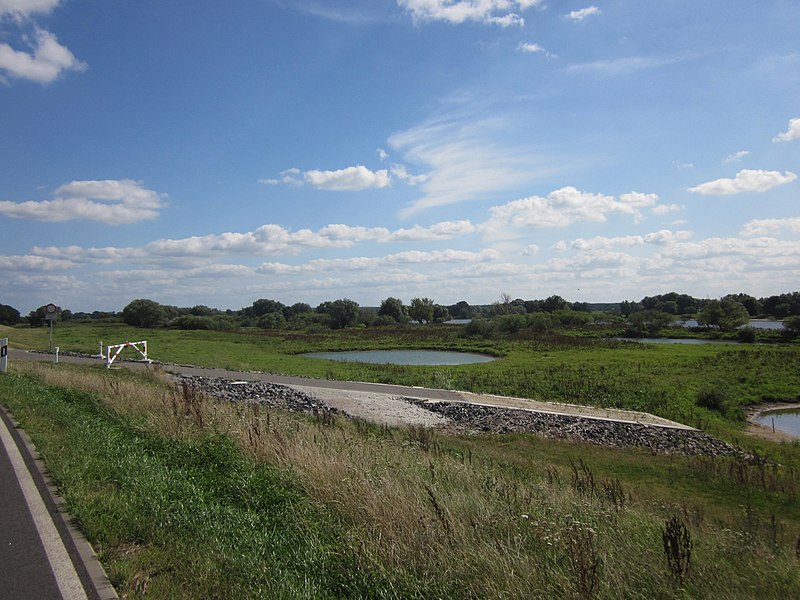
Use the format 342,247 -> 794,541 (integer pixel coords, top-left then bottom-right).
106,340 -> 151,368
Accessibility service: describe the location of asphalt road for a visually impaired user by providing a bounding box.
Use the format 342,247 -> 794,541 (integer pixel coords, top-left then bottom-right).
0,405 -> 116,600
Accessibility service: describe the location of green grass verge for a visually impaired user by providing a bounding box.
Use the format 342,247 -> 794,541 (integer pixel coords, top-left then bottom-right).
2,362 -> 800,598
0,372 -> 379,598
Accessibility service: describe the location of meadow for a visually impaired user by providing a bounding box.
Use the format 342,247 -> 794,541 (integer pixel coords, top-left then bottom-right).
2,321 -> 800,598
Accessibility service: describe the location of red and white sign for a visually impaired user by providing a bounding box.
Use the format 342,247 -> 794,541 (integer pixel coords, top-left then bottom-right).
44,303 -> 58,321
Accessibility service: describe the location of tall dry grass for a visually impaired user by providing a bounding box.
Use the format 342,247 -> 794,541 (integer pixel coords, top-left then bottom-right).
12,361 -> 800,598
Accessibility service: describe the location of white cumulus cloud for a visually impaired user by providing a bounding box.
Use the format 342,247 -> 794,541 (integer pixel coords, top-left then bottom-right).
261,165 -> 390,191
566,6 -> 600,21
688,169 -> 797,195
0,1 -> 85,84
0,26 -> 85,83
741,217 -> 800,236
479,186 -> 659,238
773,117 -> 800,142
0,0 -> 61,19
304,165 -> 390,191
0,179 -> 165,224
397,0 -> 539,27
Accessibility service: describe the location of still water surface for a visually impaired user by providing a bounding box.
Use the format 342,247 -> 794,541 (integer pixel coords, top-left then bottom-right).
303,349 -> 496,365
757,409 -> 800,438
618,338 -> 740,345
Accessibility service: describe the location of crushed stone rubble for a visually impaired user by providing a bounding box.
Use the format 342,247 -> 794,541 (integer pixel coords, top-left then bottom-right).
178,375 -> 748,458
406,399 -> 749,458
176,375 -> 337,415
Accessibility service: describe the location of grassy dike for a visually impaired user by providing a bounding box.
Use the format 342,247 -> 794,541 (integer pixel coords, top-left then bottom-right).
2,355 -> 800,598
3,322 -> 800,597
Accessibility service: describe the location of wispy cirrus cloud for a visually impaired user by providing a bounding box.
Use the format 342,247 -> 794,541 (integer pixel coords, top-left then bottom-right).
0,180 -> 165,224
723,150 -> 750,164
390,115 -> 558,218
688,169 -> 797,195
566,54 -> 686,77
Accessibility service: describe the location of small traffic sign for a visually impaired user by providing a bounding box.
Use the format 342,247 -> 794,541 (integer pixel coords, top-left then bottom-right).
45,303 -> 58,321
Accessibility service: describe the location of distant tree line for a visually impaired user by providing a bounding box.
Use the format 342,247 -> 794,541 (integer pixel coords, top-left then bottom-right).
2,290 -> 798,337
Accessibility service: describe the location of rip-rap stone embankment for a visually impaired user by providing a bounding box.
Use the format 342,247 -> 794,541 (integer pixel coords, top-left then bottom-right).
179,375 -> 747,458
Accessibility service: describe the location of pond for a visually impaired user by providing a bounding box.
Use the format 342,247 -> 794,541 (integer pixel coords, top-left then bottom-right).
617,338 -> 740,345
302,349 -> 497,366
757,408 -> 800,438
676,319 -> 785,330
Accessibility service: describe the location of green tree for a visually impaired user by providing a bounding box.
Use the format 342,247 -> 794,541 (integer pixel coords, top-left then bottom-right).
378,297 -> 409,323
627,309 -> 674,336
283,302 -> 312,320
432,304 -> 451,323
0,303 -> 20,326
447,300 -> 474,319
243,298 -> 286,319
725,293 -> 761,316
121,299 -> 168,328
760,292 -> 800,318
542,295 -> 569,312
27,305 -> 56,327
318,299 -> 360,329
257,312 -> 286,329
619,300 -> 642,317
409,297 -> 435,323
697,298 -> 749,331
784,315 -> 800,337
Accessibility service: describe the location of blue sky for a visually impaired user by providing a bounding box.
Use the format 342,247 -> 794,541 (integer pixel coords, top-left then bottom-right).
1,0 -> 799,314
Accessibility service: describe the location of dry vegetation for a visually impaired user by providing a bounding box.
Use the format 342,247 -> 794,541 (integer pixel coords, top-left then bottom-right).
5,361 -> 800,598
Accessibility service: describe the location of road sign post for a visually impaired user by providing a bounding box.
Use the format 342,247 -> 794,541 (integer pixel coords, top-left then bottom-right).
1,338 -> 7,373
44,303 -> 57,351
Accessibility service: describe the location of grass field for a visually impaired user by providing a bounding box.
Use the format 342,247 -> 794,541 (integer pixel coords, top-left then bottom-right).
2,322 -> 800,597
5,321 -> 799,441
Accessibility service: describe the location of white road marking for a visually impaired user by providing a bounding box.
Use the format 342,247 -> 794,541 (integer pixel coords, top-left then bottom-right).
0,415 -> 88,600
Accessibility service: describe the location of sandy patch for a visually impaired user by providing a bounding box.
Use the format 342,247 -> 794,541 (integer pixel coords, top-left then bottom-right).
289,382 -> 693,430
287,385 -> 448,428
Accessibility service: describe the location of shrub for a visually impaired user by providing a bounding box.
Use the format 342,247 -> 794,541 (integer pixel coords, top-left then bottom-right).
495,313 -> 526,334
696,386 -> 729,413
257,312 -> 286,329
464,317 -> 495,337
737,326 -> 757,343
122,299 -> 167,328
168,315 -> 238,331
